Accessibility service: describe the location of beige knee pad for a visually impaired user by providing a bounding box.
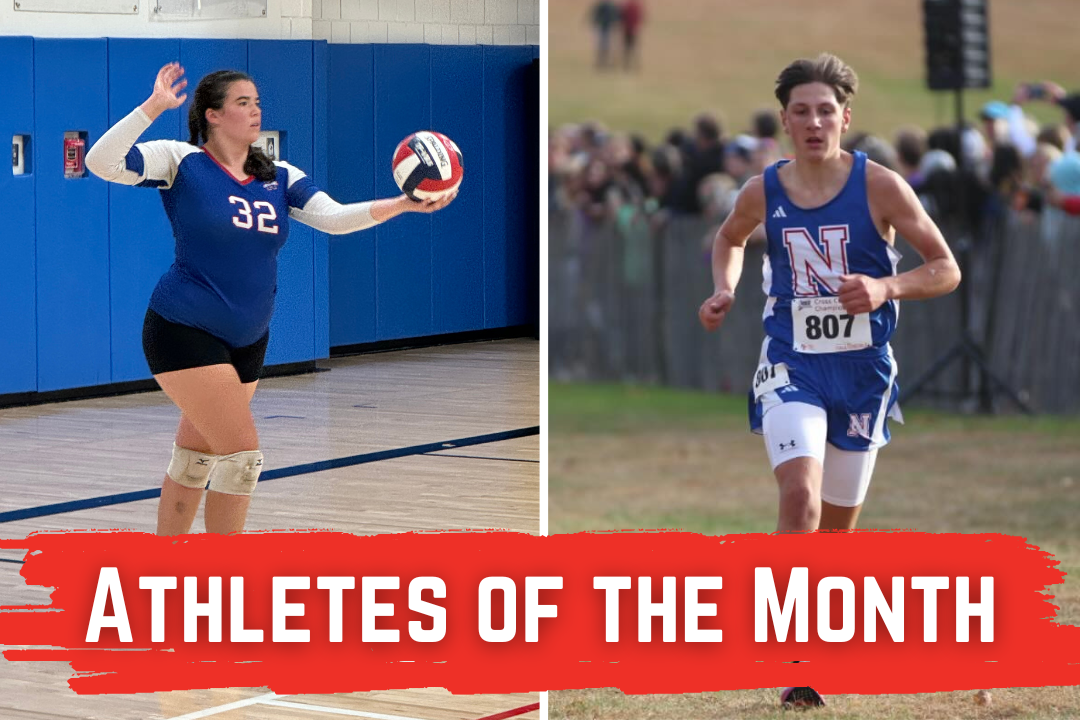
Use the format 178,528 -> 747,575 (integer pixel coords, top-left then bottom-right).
167,444 -> 219,490
207,450 -> 264,496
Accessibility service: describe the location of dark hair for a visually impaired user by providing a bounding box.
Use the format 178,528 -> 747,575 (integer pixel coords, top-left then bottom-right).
989,143 -> 1023,192
752,109 -> 779,139
1036,123 -> 1068,152
854,135 -> 899,172
841,131 -> 868,153
187,70 -> 276,182
927,126 -> 961,162
665,127 -> 688,148
775,53 -> 859,109
894,127 -> 928,168
694,113 -> 721,143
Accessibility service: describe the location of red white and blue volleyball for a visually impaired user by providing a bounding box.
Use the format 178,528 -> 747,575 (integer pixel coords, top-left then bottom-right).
392,131 -> 463,201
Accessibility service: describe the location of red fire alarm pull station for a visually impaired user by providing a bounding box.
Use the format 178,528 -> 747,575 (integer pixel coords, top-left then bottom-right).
64,131 -> 85,178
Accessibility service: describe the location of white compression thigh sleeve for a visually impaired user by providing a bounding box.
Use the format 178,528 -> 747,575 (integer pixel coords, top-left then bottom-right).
207,450 -> 264,496
821,445 -> 879,508
167,444 -> 219,490
762,402 -> 828,469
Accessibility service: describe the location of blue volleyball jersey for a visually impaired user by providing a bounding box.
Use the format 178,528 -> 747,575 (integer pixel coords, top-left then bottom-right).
127,141 -> 320,347
761,151 -> 901,358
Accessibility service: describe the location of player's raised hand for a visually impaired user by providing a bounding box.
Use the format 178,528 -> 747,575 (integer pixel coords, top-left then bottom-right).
699,289 -> 735,332
408,190 -> 458,213
838,273 -> 888,314
143,62 -> 188,119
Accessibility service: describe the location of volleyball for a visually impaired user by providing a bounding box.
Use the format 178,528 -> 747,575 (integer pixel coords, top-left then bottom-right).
391,131 -> 463,201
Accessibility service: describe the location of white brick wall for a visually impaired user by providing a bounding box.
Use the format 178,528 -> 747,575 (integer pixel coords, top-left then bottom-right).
0,0 -> 297,38
457,24 -> 476,44
387,21 -> 424,42
291,17 -> 313,37
484,0 -> 514,24
0,0 -> 527,43
313,0 -> 535,44
342,0 -> 377,20
331,19 -> 351,41
352,20 -> 389,41
451,0 -> 484,24
416,0 -> 450,23
379,0 -> 414,22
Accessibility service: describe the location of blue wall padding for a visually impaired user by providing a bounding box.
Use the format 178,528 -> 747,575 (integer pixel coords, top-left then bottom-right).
430,45 -> 485,335
249,40 -> 315,366
313,40 -> 331,358
3,39 -> 536,397
482,45 -> 536,329
326,44 -> 538,345
327,44 -> 377,346
0,37 -> 37,395
107,38 -> 182,383
177,39 -> 248,135
372,45 -> 434,341
34,39 -> 111,392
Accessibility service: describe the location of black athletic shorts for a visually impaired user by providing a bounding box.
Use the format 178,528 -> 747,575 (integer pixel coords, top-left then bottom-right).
142,308 -> 269,384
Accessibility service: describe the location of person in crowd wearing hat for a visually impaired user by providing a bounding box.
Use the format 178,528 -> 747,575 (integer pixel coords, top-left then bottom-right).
1046,151 -> 1080,215
979,100 -> 1012,148
724,134 -> 759,188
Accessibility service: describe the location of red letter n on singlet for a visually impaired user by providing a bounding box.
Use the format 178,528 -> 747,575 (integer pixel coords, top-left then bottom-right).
782,225 -> 851,297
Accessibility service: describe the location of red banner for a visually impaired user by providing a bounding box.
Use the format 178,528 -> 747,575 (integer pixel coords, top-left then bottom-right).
1,530 -> 1076,694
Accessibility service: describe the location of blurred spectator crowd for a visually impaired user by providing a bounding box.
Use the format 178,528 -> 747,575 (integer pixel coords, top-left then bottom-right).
549,81 -> 1080,239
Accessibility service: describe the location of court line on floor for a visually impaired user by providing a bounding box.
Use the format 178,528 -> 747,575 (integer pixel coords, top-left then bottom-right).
259,699 -> 434,719
166,692 -> 280,719
474,702 -> 542,720
0,426 -> 540,525
423,453 -> 540,463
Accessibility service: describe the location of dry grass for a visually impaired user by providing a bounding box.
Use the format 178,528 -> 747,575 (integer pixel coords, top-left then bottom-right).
551,686 -> 1080,720
548,383 -> 1080,718
550,0 -> 1080,141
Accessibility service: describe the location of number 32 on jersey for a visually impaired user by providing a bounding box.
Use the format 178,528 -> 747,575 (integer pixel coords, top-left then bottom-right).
229,196 -> 279,234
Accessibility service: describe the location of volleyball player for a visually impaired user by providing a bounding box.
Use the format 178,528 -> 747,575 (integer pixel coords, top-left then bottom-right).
86,63 -> 455,536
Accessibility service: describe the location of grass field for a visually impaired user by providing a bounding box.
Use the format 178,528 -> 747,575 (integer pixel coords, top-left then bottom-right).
548,382 -> 1080,719
550,0 -> 1080,142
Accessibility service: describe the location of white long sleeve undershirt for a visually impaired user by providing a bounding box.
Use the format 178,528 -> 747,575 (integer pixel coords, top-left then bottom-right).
86,106 -> 382,235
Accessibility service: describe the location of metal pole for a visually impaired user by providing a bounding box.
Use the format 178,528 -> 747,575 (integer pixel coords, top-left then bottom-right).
954,86 -> 972,400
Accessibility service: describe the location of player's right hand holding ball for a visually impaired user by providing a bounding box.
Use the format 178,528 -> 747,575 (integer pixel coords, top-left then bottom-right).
405,190 -> 458,213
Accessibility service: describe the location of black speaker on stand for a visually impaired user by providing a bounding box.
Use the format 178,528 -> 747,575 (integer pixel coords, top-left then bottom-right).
901,0 -> 1032,413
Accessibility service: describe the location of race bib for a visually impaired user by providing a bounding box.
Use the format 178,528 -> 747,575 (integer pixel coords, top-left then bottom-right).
791,297 -> 872,354
752,362 -> 791,400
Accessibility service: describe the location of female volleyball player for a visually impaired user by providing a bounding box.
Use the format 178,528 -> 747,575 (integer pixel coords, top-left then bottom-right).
86,63 -> 455,536
697,54 -> 961,706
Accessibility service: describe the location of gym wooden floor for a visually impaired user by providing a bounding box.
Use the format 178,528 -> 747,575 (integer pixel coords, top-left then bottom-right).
0,339 -> 540,720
